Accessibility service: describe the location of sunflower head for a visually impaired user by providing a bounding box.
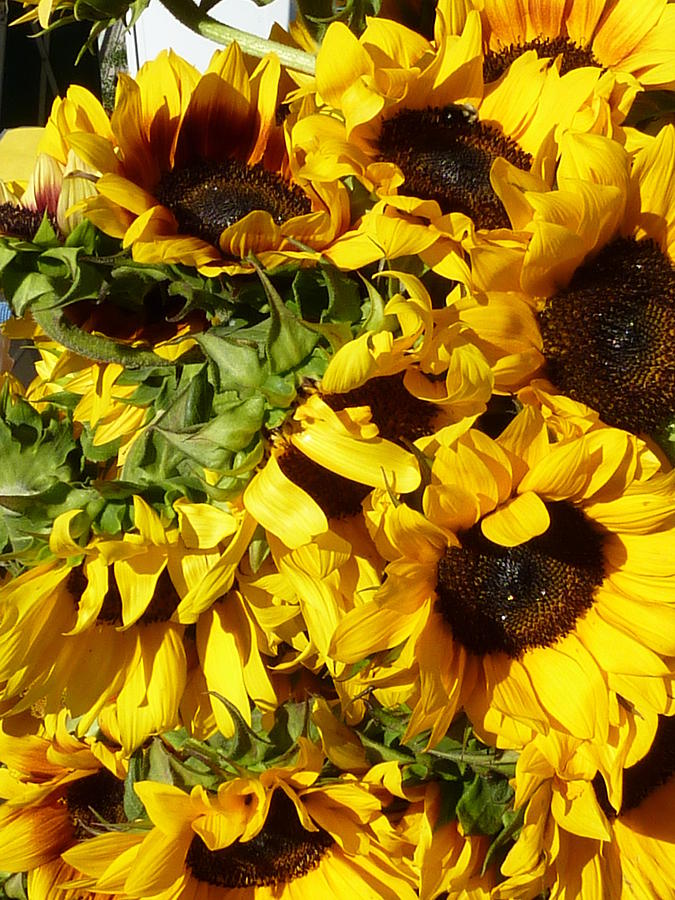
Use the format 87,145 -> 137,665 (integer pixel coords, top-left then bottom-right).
47,47 -> 353,274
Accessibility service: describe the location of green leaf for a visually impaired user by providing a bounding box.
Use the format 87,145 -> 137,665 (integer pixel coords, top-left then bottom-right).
79,426 -> 121,463
37,246 -> 82,280
359,274 -> 386,334
157,399 -> 265,469
259,374 -> 296,407
0,242 -> 17,273
65,217 -> 98,252
5,271 -> 58,316
247,525 -> 270,572
2,874 -> 27,900
253,260 -> 319,373
456,773 -> 515,837
266,702 -> 309,756
197,332 -> 266,391
358,733 -> 412,763
123,752 -> 147,820
322,265 -> 362,322
97,501 -> 130,535
482,806 -> 525,876
148,737 -> 174,785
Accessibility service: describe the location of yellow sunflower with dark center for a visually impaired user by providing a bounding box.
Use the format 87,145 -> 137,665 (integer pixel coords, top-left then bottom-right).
455,0 -> 675,90
599,713 -> 675,898
331,404 -> 675,749
0,715 -> 126,880
245,270 -> 496,550
61,743 -> 418,899
0,496 -> 255,752
294,0 -> 636,251
489,126 -> 675,437
495,709 -> 675,898
43,47 -> 353,275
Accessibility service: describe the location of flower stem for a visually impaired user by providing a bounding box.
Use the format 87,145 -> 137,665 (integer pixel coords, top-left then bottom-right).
159,0 -> 317,74
32,307 -> 190,368
427,748 -> 519,775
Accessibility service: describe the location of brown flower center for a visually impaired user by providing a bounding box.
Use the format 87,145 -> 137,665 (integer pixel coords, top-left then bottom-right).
186,790 -> 334,888
68,566 -> 181,625
376,104 -> 532,230
65,768 -> 126,839
483,36 -> 601,83
155,159 -> 312,247
0,203 -> 55,241
321,372 -> 439,445
436,501 -> 605,658
539,237 -> 675,434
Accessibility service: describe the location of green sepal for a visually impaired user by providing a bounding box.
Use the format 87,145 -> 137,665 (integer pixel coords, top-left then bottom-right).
197,332 -> 266,391
456,772 -> 515,837
481,806 -> 525,876
207,693 -> 272,767
252,259 -> 319,373
123,751 -> 148,821
0,873 -> 27,900
32,215 -> 60,248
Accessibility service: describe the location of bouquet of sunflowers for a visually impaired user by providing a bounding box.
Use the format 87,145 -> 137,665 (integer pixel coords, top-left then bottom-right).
0,0 -> 673,896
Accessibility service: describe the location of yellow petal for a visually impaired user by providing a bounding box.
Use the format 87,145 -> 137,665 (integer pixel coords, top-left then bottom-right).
481,491 -> 550,547
517,438 -> 591,500
174,499 -> 237,549
523,634 -> 608,741
330,590 -> 430,663
0,127 -> 45,184
243,454 -> 328,549
316,23 -> 374,110
132,495 -> 166,545
96,173 -> 157,216
291,422 -> 420,493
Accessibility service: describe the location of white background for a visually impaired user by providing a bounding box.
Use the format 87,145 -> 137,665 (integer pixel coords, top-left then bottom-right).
125,0 -> 293,73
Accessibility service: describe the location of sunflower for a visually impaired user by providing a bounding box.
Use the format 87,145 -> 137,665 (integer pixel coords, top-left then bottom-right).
330,403 -> 675,749
0,712 -> 126,880
605,713 -> 675,898
42,47 -> 361,275
459,0 -> 675,91
61,741 -> 418,899
18,324 -> 198,465
0,496 -> 255,752
494,709 -> 674,899
294,0 -> 635,254
244,270 -> 498,548
488,126 -> 675,438
411,782 -> 494,900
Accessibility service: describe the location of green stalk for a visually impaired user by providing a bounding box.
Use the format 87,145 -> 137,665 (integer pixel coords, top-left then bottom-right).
428,748 -> 519,775
160,0 -> 317,74
32,307 -> 190,368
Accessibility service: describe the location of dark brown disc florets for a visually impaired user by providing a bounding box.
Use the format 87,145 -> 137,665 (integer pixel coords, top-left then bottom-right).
186,790 -> 334,888
594,714 -> 675,818
156,159 -> 312,247
483,36 -> 601,83
436,501 -> 606,658
67,566 -> 181,625
0,203 -> 56,241
539,237 -> 675,434
65,768 -> 126,839
376,104 -> 532,230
